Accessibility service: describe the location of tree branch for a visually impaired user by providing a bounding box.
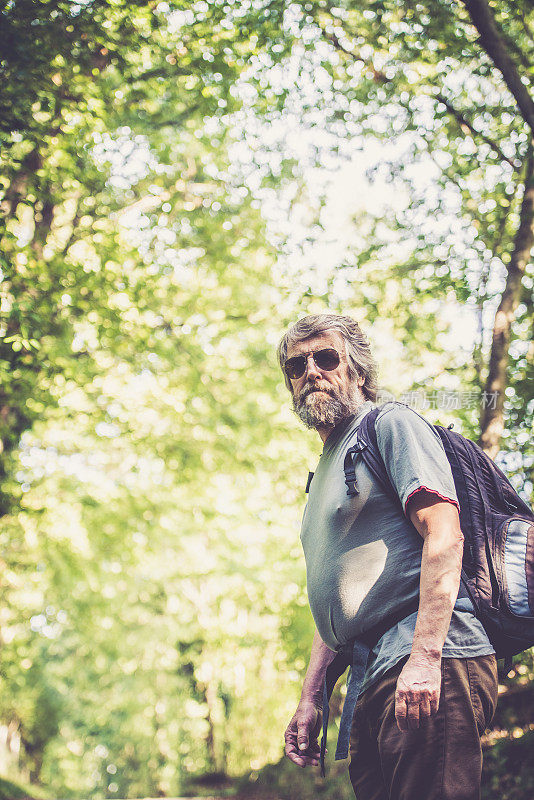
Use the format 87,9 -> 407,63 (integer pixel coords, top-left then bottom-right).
31,197 -> 54,259
509,3 -> 534,51
462,0 -> 534,131
435,92 -> 519,169
319,28 -> 388,83
319,18 -> 522,170
59,212 -> 81,258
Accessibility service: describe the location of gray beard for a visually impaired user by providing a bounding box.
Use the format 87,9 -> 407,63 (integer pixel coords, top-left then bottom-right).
292,383 -> 361,430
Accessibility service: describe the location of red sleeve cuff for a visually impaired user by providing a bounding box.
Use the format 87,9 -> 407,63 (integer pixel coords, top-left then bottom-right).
404,485 -> 460,517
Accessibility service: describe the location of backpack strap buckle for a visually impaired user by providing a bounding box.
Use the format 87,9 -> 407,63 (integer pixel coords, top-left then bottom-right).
344,441 -> 366,496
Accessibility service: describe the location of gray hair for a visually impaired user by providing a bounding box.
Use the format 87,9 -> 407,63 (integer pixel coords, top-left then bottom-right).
277,313 -> 378,400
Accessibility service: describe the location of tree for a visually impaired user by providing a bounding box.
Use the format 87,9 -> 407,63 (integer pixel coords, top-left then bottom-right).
0,0 -> 291,516
259,0 -> 533,460
1,1 -> 533,795
0,1 -> 301,792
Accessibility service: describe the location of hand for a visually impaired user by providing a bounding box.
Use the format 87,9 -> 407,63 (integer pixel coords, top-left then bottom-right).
395,655 -> 441,731
284,700 -> 322,767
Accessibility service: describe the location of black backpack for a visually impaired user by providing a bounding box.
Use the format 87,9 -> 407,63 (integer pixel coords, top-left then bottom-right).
344,403 -> 534,662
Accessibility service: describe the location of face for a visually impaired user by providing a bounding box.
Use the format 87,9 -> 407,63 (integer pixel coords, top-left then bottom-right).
285,331 -> 365,432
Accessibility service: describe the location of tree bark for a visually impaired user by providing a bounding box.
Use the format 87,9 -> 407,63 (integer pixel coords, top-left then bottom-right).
479,147 -> 534,457
462,0 -> 534,132
205,681 -> 220,772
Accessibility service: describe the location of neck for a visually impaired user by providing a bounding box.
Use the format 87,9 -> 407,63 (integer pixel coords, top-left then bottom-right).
317,424 -> 334,444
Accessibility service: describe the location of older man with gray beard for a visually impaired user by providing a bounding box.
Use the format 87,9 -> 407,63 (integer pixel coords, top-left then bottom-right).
278,313 -> 498,800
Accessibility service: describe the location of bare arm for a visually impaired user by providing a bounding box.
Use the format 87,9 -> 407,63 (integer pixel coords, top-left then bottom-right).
300,628 -> 337,706
284,628 -> 336,767
395,491 -> 464,731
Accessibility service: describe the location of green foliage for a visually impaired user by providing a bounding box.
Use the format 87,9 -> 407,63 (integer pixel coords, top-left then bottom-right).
0,1 -> 532,798
482,730 -> 534,800
236,755 -> 353,800
0,1 -> 305,794
0,774 -> 49,800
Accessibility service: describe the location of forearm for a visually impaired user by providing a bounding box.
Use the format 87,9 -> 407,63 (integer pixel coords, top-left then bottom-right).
396,496 -> 464,730
300,628 -> 337,708
410,500 -> 464,661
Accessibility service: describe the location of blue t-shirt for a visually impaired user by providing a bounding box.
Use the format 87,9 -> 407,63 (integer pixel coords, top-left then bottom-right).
300,401 -> 494,691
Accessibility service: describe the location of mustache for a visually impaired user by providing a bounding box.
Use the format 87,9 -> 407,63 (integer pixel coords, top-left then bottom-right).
299,382 -> 336,400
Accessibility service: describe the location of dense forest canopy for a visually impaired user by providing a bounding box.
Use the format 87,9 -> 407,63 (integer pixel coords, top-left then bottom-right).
0,1 -> 532,798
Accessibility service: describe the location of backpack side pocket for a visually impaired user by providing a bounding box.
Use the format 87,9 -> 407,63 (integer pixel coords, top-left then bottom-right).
500,518 -> 534,618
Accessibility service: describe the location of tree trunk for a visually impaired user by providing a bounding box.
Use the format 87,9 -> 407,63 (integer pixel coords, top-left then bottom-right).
479,147 -> 534,457
462,0 -> 534,132
205,681 -> 219,772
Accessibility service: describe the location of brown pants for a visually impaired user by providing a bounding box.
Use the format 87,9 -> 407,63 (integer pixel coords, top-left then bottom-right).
348,655 -> 498,800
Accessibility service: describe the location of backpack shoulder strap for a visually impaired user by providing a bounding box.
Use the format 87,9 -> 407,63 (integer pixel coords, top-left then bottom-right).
348,405 -> 402,509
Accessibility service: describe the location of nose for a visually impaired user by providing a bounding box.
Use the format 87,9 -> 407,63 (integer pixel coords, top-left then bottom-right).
305,353 -> 321,381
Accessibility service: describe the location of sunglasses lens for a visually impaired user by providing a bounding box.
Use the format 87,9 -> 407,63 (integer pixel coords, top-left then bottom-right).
284,348 -> 340,379
284,356 -> 306,379
314,349 -> 340,370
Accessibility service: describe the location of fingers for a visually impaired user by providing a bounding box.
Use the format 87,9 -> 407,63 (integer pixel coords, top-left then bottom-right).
297,721 -> 309,753
395,695 -> 408,731
284,720 -> 320,768
407,699 -> 420,729
395,691 -> 439,731
395,660 -> 442,732
395,694 -> 421,732
419,694 -> 431,719
284,737 -> 320,767
429,692 -> 439,715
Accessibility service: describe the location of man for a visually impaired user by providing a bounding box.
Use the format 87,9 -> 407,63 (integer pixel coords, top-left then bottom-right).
278,313 -> 498,800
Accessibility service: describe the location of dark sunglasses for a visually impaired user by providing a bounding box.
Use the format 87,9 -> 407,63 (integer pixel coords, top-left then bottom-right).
283,348 -> 341,380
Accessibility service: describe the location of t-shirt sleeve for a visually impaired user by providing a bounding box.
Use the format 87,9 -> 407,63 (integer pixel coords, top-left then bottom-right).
375,403 -> 459,515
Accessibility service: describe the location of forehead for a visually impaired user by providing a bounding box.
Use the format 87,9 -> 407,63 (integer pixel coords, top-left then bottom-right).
286,330 -> 345,359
